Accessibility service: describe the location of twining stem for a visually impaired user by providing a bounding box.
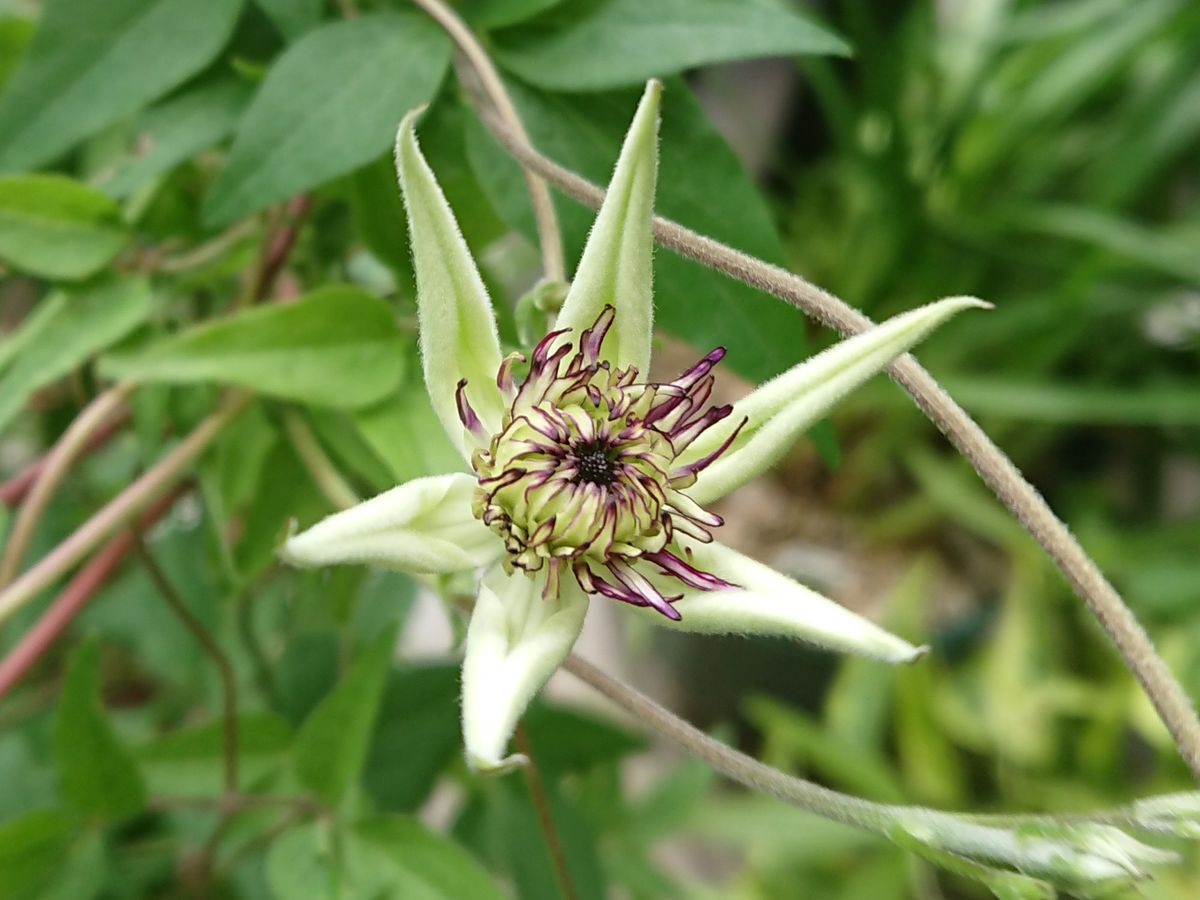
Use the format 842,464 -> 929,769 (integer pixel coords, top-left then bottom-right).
0,486 -> 185,698
409,0 -> 565,284
0,381 -> 137,587
135,536 -> 240,794
515,724 -> 578,900
0,391 -> 253,626
281,410 -> 361,510
478,111 -> 1200,782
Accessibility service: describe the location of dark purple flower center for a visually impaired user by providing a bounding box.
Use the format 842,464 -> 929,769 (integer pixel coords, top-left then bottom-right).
574,441 -> 616,486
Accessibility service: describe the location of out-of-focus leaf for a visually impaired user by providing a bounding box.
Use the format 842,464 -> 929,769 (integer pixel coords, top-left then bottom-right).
0,0 -> 243,170
459,0 -> 565,29
520,703 -> 645,776
136,712 -> 293,797
100,285 -> 404,408
493,0 -> 848,91
1018,204 -> 1200,284
293,624 -> 396,806
53,638 -> 146,820
363,663 -> 461,812
344,816 -> 507,900
254,0 -> 325,39
0,17 -> 34,90
0,174 -> 128,279
96,78 -> 252,199
348,154 -> 414,284
0,809 -> 76,899
203,14 -> 449,224
266,820 -> 337,900
945,375 -> 1200,425
0,276 -> 151,433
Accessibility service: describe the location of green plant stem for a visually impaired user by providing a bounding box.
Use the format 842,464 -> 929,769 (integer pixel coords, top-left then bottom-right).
409,0 -> 565,283
135,535 -> 240,795
481,110 -> 1200,783
514,723 -> 578,900
281,409 -> 361,510
0,391 -> 254,626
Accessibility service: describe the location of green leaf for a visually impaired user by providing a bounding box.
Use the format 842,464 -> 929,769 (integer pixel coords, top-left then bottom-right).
293,624 -> 396,806
99,285 -> 405,408
459,0 -> 566,29
203,13 -> 450,225
363,664 -> 461,811
352,367 -> 464,482
136,712 -> 293,797
943,376 -> 1200,425
493,0 -> 848,91
344,816 -> 508,900
96,77 -> 253,200
254,0 -> 326,40
266,821 -> 337,900
520,703 -> 645,776
0,276 -> 151,433
0,174 -> 129,279
0,809 -> 76,899
0,0 -> 243,170
53,638 -> 147,821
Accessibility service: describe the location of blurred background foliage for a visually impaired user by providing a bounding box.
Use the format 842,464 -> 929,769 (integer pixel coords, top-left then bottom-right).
0,0 -> 1197,898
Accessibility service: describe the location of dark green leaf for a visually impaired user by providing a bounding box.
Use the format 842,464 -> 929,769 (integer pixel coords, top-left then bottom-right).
0,809 -> 76,899
99,285 -> 405,407
53,638 -> 146,820
0,174 -> 128,279
493,0 -> 848,91
293,624 -> 396,806
364,663 -> 461,811
0,0 -> 243,170
254,0 -> 326,40
0,276 -> 151,433
96,78 -> 253,199
459,0 -> 566,30
203,13 -> 450,225
943,376 -> 1200,425
520,703 -> 644,775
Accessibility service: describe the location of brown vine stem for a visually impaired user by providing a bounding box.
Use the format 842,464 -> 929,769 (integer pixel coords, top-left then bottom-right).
473,111 -> 1200,779
409,0 -> 565,284
514,723 -> 578,900
0,391 -> 253,627
0,381 -> 137,587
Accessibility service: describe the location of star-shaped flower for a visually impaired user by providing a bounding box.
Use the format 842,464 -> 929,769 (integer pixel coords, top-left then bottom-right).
281,81 -> 985,772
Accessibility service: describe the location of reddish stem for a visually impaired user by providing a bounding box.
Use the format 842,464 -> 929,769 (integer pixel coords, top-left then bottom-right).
0,412 -> 129,508
0,486 -> 184,699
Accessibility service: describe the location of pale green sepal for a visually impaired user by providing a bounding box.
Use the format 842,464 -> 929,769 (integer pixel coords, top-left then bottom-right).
395,108 -> 505,458
687,296 -> 990,505
462,565 -> 588,772
554,80 -> 661,371
280,473 -> 498,574
641,539 -> 926,664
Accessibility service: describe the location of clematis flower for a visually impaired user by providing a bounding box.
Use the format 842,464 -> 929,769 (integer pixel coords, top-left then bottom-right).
281,81 -> 987,773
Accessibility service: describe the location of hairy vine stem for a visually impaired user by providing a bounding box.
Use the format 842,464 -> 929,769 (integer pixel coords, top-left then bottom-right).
473,107 -> 1200,781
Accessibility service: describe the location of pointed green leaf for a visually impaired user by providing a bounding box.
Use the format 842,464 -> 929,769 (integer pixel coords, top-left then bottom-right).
53,638 -> 146,820
0,0 -> 242,170
396,107 -> 505,455
0,809 -> 76,899
203,14 -> 450,225
556,80 -> 660,371
293,625 -> 397,806
493,0 -> 848,91
0,174 -> 129,280
99,285 -> 405,408
0,276 -> 151,433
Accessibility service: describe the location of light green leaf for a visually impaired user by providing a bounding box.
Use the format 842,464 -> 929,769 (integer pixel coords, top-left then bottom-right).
493,0 -> 849,91
96,77 -> 252,199
0,276 -> 151,433
266,821 -> 337,900
345,816 -> 508,900
396,106 -> 505,456
203,14 -> 450,225
0,0 -> 243,170
353,368 -> 465,483
53,638 -> 147,820
556,80 -> 660,371
99,285 -> 405,408
293,624 -> 396,806
0,809 -> 76,899
0,174 -> 129,279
